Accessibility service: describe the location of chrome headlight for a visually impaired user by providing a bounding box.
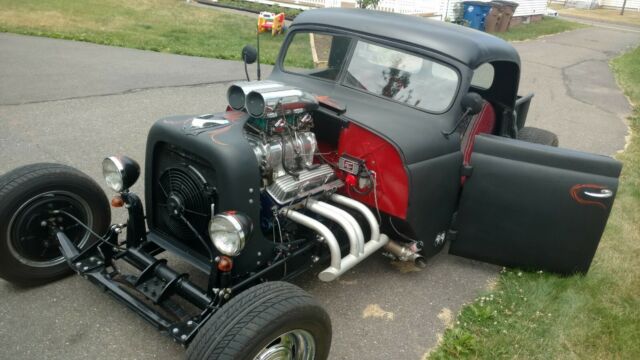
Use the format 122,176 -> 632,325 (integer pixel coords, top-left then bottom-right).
209,212 -> 253,256
102,156 -> 140,192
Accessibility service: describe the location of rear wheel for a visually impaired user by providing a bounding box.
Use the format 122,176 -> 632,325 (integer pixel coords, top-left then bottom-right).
517,127 -> 559,147
0,163 -> 110,285
187,281 -> 332,360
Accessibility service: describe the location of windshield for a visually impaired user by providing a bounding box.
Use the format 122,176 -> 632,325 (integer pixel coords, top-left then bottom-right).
345,41 -> 459,113
281,32 -> 460,113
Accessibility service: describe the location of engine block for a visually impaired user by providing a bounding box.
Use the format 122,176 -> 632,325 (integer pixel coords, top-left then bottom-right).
266,164 -> 341,204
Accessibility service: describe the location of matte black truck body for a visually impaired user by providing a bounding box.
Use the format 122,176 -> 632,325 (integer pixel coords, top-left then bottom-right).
0,8 -> 621,359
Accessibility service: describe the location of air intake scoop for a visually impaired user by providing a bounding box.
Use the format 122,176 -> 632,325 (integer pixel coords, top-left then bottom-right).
227,80 -> 284,111
246,87 -> 319,118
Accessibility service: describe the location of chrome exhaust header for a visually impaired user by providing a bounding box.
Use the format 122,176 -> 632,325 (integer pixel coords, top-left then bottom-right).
282,196 -> 389,282
281,209 -> 342,272
330,194 -> 380,244
305,199 -> 364,256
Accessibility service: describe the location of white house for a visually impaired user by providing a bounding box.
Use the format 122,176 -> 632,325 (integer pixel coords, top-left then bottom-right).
549,0 -> 639,10
600,0 -> 640,10
293,0 -> 549,23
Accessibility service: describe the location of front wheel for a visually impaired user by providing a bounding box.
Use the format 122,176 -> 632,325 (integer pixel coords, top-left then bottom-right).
187,281 -> 332,360
0,163 -> 111,285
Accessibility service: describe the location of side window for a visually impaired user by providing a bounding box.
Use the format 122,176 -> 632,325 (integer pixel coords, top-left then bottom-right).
471,63 -> 495,90
282,32 -> 352,81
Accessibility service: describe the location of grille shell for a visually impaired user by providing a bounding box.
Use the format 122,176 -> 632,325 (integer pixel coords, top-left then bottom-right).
151,143 -> 217,253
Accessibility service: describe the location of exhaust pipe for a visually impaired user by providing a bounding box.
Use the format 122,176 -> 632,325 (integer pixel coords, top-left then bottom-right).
329,194 -> 380,243
283,196 -> 390,282
383,240 -> 427,268
318,234 -> 389,282
281,209 -> 342,272
305,199 -> 364,256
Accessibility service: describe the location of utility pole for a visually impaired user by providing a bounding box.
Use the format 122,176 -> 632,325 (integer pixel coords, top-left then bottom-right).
620,0 -> 627,15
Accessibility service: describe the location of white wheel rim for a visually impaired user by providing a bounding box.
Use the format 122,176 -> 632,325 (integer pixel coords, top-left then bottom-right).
254,329 -> 316,360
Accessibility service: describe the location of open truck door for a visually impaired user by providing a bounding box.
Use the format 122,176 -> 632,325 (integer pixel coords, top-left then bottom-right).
450,135 -> 622,274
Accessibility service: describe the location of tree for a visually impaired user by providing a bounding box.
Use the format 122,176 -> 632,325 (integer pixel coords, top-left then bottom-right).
357,0 -> 380,9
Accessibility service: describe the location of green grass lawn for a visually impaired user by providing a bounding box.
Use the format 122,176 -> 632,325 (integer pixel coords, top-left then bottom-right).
0,0 -> 311,66
496,16 -> 588,41
430,47 -> 640,359
0,1 -> 587,68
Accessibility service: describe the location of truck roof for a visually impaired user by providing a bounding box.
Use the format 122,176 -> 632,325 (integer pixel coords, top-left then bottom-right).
290,8 -> 520,69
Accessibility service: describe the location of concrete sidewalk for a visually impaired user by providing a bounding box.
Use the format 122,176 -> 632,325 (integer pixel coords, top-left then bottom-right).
514,25 -> 638,155
559,15 -> 640,32
556,13 -> 640,32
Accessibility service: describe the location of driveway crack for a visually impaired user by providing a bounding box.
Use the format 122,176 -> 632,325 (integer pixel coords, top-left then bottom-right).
520,59 -> 561,69
545,40 -> 608,54
0,79 -> 244,107
560,59 -> 620,117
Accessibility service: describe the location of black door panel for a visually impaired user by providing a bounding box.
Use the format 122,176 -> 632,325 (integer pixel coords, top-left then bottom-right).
450,135 -> 621,274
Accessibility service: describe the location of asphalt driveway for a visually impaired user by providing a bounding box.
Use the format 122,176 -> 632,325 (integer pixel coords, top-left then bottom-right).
0,23 -> 638,360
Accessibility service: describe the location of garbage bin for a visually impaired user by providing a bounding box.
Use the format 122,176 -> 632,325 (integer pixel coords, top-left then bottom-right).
462,1 -> 493,31
492,0 -> 519,33
484,5 -> 501,33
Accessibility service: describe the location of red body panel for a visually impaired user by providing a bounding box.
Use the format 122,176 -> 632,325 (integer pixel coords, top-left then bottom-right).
320,123 -> 409,219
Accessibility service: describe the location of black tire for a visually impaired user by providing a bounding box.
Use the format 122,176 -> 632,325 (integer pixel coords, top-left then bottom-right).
517,127 -> 559,147
187,281 -> 332,360
0,163 -> 111,286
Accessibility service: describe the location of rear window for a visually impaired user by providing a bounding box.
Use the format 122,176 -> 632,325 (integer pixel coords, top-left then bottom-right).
344,41 -> 459,113
282,32 -> 352,81
471,63 -> 495,90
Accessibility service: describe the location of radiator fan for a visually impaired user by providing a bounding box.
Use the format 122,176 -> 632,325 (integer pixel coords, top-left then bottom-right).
156,166 -> 212,245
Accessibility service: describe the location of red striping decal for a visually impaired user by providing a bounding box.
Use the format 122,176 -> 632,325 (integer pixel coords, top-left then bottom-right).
223,110 -> 245,121
208,125 -> 232,146
570,184 -> 608,210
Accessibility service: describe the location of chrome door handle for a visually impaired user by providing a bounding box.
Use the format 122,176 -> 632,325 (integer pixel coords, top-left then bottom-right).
584,189 -> 613,199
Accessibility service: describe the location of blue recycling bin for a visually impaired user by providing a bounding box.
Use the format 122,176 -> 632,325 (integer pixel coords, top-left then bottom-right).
462,1 -> 492,31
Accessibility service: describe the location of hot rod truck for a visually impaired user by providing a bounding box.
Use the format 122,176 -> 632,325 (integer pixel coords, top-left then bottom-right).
0,8 -> 621,360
